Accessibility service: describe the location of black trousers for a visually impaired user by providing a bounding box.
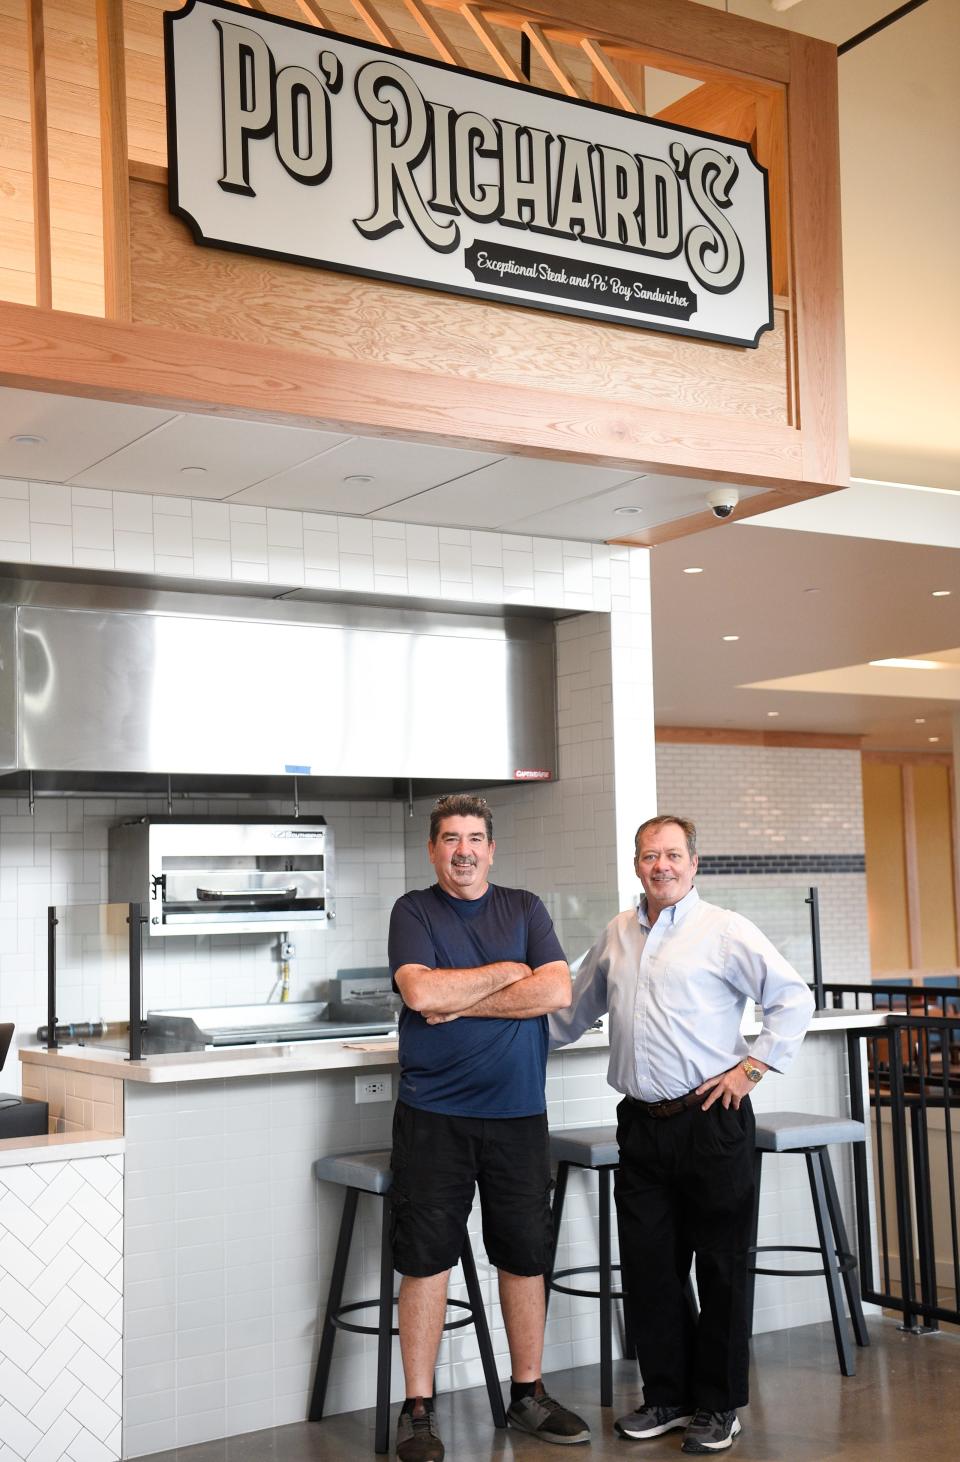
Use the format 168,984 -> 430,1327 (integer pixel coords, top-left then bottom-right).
615,1094 -> 756,1412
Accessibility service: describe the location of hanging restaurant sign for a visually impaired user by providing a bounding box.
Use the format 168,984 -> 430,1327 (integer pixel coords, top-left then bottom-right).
165,0 -> 773,348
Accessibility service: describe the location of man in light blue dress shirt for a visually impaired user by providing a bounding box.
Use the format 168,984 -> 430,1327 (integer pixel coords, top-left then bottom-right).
549,815 -> 814,1455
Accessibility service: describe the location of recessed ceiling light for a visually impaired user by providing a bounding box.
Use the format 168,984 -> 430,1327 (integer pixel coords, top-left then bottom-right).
613,505 -> 644,516
868,658 -> 945,670
180,465 -> 207,476
683,566 -> 703,574
931,590 -> 951,598
766,711 -> 780,718
10,433 -> 45,447
915,718 -> 926,724
929,736 -> 940,743
722,635 -> 739,642
344,474 -> 374,484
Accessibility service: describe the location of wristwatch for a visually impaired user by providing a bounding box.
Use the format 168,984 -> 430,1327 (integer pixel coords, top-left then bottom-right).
741,1058 -> 764,1084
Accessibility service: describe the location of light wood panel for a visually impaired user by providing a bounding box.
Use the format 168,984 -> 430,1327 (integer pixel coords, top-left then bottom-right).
862,759 -> 911,973
128,177 -> 792,427
655,727 -> 864,750
96,0 -> 131,319
914,761 -> 959,968
861,753 -> 960,976
786,31 -> 848,487
0,294 -> 804,485
27,0 -> 53,307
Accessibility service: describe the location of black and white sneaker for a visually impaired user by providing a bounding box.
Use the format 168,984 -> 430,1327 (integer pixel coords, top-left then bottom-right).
681,1409 -> 742,1453
614,1403 -> 693,1439
506,1383 -> 590,1445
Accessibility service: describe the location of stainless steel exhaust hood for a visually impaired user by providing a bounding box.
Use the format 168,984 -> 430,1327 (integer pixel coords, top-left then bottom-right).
0,579 -> 557,784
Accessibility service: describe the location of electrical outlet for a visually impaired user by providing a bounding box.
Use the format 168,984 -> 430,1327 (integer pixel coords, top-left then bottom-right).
355,1073 -> 392,1104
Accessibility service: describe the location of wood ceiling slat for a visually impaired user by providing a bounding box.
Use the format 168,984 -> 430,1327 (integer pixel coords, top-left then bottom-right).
581,37 -> 642,114
459,4 -> 522,83
520,21 -> 581,98
293,0 -> 334,28
349,0 -> 399,48
401,0 -> 464,67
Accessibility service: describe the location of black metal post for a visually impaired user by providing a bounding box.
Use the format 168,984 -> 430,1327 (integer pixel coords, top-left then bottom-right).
887,1026 -> 920,1330
910,1100 -> 939,1332
846,1031 -> 875,1300
127,901 -> 145,1062
46,906 -> 58,1050
805,887 -> 825,1010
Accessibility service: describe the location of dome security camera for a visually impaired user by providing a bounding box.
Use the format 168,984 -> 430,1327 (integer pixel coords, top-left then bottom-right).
706,487 -> 740,520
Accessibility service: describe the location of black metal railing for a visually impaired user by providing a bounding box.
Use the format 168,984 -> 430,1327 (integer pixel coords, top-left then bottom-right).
845,1007 -> 960,1331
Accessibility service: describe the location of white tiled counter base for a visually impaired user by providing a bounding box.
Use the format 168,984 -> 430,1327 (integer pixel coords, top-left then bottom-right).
0,1154 -> 123,1462
120,1026 -> 866,1456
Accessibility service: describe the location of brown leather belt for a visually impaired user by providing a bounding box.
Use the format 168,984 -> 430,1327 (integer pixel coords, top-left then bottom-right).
625,1088 -> 704,1119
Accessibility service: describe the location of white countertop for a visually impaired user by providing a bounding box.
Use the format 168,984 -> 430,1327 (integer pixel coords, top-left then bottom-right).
18,1008 -> 887,1085
0,1131 -> 125,1168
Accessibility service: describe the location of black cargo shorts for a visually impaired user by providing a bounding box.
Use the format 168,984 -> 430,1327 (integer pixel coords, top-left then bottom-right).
389,1100 -> 554,1278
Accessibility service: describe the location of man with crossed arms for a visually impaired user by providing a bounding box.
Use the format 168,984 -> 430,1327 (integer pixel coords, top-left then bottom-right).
389,793 -> 589,1461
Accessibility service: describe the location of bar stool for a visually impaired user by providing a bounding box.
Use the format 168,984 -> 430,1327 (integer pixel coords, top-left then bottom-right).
546,1125 -> 623,1407
308,1148 -> 507,1453
746,1112 -> 870,1376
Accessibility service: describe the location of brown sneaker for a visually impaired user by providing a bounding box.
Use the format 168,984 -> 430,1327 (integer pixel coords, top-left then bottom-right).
506,1381 -> 590,1445
396,1399 -> 444,1462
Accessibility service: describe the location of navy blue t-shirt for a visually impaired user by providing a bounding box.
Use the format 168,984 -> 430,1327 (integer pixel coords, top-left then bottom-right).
388,883 -> 566,1118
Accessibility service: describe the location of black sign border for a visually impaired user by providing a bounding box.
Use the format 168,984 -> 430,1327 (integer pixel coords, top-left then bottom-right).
164,0 -> 774,349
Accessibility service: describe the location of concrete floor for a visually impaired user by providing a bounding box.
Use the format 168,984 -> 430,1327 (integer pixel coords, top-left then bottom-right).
135,1318 -> 960,1462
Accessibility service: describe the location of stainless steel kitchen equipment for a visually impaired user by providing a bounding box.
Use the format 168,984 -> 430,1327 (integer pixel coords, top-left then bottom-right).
108,816 -> 333,936
0,578 -> 557,784
144,999 -> 398,1051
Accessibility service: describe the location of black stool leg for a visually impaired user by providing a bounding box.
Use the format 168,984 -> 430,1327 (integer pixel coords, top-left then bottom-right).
599,1167 -> 613,1408
309,1186 -> 359,1422
820,1148 -> 870,1348
374,1194 -> 395,1454
807,1150 -> 855,1377
459,1235 -> 507,1428
745,1150 -> 763,1339
544,1162 -> 569,1318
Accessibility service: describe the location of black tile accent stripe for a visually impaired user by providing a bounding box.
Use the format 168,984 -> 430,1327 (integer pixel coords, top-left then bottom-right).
698,853 -> 865,876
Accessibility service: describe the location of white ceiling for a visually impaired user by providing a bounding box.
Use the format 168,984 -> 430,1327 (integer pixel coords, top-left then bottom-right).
0,386 -> 768,536
651,513 -> 960,749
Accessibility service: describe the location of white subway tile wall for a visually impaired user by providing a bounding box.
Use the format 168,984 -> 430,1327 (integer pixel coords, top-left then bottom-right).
0,797 -> 408,1095
656,743 -> 872,982
0,483 -> 640,614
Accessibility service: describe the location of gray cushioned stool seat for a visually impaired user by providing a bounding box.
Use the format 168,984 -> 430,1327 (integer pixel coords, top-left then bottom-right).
549,1124 -> 619,1168
754,1112 -> 866,1152
313,1149 -> 393,1194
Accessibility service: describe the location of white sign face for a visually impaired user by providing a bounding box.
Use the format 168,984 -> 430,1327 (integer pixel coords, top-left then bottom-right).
165,0 -> 773,348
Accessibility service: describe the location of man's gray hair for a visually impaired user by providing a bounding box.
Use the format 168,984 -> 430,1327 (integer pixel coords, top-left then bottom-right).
429,794 -> 494,844
634,814 -> 698,860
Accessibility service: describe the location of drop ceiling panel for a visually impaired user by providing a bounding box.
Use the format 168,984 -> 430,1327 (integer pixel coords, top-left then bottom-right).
0,388 -> 177,484
502,474 -> 766,540
371,457 -> 646,530
228,437 -> 501,514
71,415 -> 348,498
